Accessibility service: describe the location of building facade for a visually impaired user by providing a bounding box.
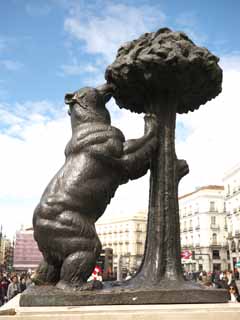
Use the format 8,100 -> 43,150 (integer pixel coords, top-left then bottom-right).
0,227 -> 4,266
179,185 -> 229,272
0,233 -> 14,272
96,211 -> 147,275
13,227 -> 43,272
223,162 -> 240,270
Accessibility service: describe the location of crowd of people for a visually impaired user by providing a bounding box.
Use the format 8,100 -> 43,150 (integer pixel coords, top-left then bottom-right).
1,269 -> 240,305
184,269 -> 240,302
0,272 -> 34,306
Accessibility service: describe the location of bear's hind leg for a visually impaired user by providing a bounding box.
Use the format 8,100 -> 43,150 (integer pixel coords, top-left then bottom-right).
34,259 -> 61,285
56,251 -> 97,290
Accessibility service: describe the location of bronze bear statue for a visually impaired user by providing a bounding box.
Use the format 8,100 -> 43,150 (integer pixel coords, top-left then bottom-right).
33,84 -> 157,289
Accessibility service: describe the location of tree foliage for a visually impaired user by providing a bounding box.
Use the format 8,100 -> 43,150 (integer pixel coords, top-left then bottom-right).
105,28 -> 222,114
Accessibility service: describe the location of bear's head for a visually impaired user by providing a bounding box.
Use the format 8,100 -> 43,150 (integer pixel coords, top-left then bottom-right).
65,87 -> 111,127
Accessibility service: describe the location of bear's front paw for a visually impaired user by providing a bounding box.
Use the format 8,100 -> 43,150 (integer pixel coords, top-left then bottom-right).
144,114 -> 158,134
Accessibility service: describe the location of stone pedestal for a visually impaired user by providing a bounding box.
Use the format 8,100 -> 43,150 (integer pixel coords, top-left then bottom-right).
1,294 -> 240,320
20,284 -> 228,306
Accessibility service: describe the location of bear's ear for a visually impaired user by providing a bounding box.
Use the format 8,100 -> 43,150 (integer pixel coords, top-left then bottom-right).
65,93 -> 75,105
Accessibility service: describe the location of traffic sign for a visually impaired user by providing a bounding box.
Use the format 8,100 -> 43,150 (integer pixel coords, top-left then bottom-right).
181,250 -> 192,259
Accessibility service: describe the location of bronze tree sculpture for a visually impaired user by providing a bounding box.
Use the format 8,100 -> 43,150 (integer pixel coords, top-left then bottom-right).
33,85 -> 157,290
105,28 -> 222,287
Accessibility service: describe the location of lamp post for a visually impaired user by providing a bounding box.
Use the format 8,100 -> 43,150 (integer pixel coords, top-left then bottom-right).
117,255 -> 122,281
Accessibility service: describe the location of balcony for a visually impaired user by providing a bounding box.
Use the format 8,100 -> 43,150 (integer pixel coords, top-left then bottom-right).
195,243 -> 200,247
212,255 -> 221,260
210,224 -> 220,230
195,225 -> 200,230
227,232 -> 233,239
235,230 -> 240,238
188,227 -> 193,232
210,241 -> 221,247
183,228 -> 187,233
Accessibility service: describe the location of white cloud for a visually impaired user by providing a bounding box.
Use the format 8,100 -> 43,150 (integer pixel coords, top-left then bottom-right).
105,104 -> 149,218
60,62 -> 99,76
0,101 -> 70,237
0,59 -> 23,71
175,12 -> 207,45
0,38 -> 7,51
177,55 -> 240,195
25,3 -> 52,16
64,2 -> 166,63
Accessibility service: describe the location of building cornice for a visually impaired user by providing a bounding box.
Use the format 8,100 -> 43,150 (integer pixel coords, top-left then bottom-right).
179,185 -> 224,200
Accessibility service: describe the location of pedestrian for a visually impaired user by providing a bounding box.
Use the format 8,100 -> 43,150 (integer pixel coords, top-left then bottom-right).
228,285 -> 240,303
218,271 -> 229,290
26,274 -> 33,288
234,269 -> 239,280
0,273 -> 5,306
226,270 -> 239,294
20,276 -> 27,292
1,274 -> 10,304
7,275 -> 20,301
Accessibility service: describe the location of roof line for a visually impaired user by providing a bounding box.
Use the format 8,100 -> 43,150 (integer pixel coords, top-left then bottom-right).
179,185 -> 224,200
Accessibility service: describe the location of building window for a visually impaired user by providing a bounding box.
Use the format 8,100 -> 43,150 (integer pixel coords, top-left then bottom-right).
189,220 -> 193,231
184,221 -> 187,231
195,203 -> 199,213
227,250 -> 230,260
227,184 -> 230,195
212,233 -> 217,244
191,250 -> 195,260
211,216 -> 216,225
212,250 -> 220,259
231,240 -> 236,252
210,201 -> 215,212
195,217 -> 200,230
213,263 -> 221,271
189,205 -> 192,215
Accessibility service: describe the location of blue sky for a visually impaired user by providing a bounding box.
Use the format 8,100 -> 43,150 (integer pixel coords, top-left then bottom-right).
1,0 -> 240,238
1,0 -> 239,103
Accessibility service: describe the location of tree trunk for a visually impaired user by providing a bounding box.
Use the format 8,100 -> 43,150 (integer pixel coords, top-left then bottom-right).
129,98 -> 188,287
